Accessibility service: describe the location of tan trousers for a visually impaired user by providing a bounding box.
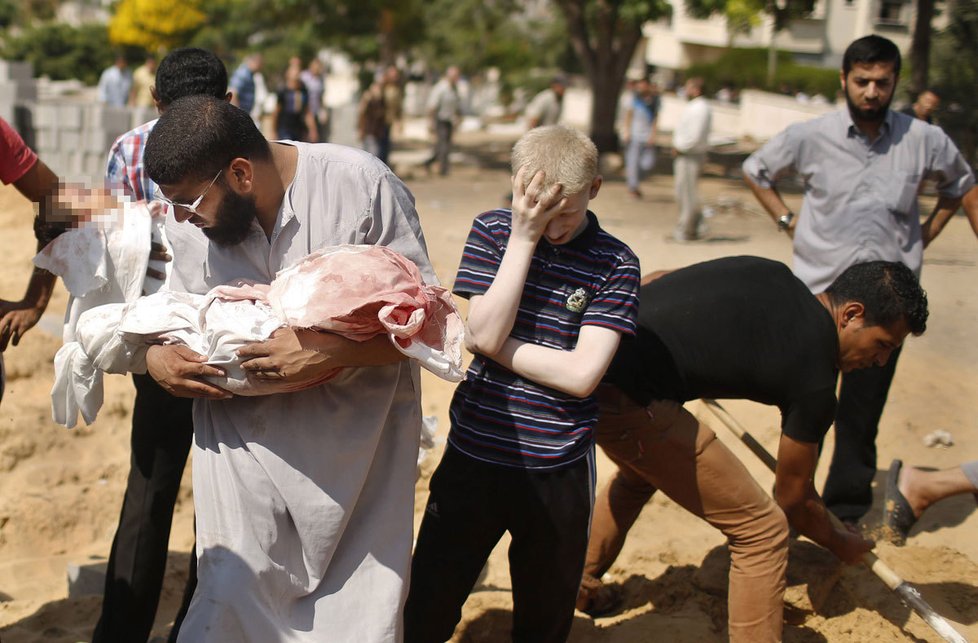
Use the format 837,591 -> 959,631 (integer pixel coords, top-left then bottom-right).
587,387 -> 788,643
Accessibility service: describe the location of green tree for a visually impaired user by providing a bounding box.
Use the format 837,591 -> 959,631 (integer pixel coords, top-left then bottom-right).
554,0 -> 671,153
929,0 -> 978,165
908,0 -> 936,96
0,22 -> 115,85
686,0 -> 815,85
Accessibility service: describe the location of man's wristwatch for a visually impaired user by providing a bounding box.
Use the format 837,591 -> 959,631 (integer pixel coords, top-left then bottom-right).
776,211 -> 794,232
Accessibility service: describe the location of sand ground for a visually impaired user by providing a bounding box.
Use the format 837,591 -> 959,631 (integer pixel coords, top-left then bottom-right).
0,135 -> 975,642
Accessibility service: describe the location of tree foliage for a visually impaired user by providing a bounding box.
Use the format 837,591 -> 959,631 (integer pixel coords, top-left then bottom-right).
553,0 -> 671,152
109,0 -> 208,52
0,22 -> 115,85
685,0 -> 814,31
929,0 -> 978,166
686,47 -> 838,96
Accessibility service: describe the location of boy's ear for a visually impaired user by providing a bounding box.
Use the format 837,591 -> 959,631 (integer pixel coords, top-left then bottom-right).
589,176 -> 603,199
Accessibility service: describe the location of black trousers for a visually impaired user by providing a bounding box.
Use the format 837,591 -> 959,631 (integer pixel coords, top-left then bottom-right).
405,445 -> 592,643
92,373 -> 197,643
822,347 -> 902,522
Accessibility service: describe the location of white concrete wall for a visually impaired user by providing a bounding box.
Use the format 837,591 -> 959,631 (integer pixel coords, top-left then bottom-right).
654,89 -> 838,142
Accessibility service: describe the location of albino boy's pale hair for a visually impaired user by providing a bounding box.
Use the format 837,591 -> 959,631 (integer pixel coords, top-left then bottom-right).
511,125 -> 598,197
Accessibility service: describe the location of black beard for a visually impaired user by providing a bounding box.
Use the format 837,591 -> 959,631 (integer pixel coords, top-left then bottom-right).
844,86 -> 892,123
204,188 -> 258,247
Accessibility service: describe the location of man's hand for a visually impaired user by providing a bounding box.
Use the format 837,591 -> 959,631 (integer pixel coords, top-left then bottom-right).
0,299 -> 44,351
510,167 -> 566,243
237,328 -> 341,387
146,344 -> 231,399
828,517 -> 875,564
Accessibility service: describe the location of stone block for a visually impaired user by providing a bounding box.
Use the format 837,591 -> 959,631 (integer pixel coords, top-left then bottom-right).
85,127 -> 118,155
87,104 -> 130,130
0,80 -> 39,102
130,105 -> 156,129
0,97 -> 13,126
0,60 -> 33,82
33,103 -> 59,128
85,152 -> 107,178
66,560 -> 107,599
59,129 -> 82,151
58,103 -> 84,129
36,128 -> 59,152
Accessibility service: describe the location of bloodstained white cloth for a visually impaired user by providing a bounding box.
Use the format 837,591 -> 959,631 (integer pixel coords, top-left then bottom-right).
50,244 -> 463,428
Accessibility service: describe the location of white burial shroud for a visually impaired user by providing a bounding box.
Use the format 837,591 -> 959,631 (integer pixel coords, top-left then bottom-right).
37,203 -> 464,429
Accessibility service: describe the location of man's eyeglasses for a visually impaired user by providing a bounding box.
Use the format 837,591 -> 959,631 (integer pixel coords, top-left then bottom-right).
154,170 -> 222,215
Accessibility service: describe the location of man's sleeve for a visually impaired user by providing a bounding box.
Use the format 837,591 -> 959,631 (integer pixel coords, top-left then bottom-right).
781,387 -> 837,444
928,128 -> 976,198
0,117 -> 38,185
582,249 -> 641,336
452,213 -> 503,300
362,170 -> 438,285
104,135 -> 133,197
742,127 -> 798,189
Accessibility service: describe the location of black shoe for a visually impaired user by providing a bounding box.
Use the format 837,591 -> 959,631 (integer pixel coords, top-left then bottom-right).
882,459 -> 918,545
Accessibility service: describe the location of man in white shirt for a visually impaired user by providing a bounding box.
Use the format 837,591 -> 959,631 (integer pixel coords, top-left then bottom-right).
143,95 -> 435,642
671,77 -> 712,242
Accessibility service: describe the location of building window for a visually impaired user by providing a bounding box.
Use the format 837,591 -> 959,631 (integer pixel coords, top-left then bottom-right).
877,0 -> 908,26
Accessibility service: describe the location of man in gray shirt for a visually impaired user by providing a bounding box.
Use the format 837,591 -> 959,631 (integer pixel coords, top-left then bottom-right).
742,34 -> 974,525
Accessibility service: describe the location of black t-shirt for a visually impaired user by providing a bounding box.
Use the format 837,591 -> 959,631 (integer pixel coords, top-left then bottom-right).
603,256 -> 839,444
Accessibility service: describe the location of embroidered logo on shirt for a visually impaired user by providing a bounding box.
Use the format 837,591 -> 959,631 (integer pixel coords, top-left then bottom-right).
565,288 -> 590,313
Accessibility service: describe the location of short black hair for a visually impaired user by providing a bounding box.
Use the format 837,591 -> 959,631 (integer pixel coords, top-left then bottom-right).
145,95 -> 270,185
842,35 -> 901,77
155,47 -> 229,107
825,261 -> 927,335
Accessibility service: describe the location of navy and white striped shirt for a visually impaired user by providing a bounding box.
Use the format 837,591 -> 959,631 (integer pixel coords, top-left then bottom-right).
450,209 -> 641,470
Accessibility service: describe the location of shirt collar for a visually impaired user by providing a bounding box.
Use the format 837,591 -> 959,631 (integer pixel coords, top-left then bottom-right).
843,108 -> 894,141
541,210 -> 600,251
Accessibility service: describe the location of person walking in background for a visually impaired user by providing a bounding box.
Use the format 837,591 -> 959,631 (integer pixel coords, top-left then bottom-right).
300,57 -> 328,143
742,35 -> 974,527
425,66 -> 463,176
274,66 -> 317,142
622,75 -> 660,199
129,55 -> 157,108
229,53 -> 263,118
379,64 -> 404,166
899,88 -> 940,123
99,47 -> 230,643
525,75 -> 567,129
671,77 -> 712,241
357,78 -> 387,160
98,55 -> 132,108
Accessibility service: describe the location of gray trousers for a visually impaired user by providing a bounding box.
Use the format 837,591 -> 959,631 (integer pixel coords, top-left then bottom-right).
673,153 -> 705,239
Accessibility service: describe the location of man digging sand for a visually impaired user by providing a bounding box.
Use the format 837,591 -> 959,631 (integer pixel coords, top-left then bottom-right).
578,256 -> 928,643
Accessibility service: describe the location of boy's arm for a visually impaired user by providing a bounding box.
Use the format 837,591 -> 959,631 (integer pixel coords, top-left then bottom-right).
465,168 -> 565,355
485,325 -> 623,398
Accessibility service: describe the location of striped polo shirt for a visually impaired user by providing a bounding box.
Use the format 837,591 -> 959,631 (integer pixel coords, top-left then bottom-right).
450,209 -> 641,470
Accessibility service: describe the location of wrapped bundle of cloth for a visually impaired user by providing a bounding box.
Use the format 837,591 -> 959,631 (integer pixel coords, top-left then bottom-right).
38,206 -> 464,428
